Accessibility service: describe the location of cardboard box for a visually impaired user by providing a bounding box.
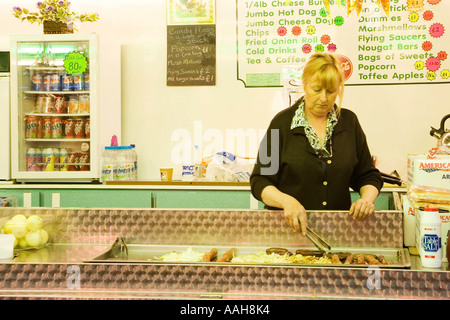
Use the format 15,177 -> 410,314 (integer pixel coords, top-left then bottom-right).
402,195 -> 416,247
407,154 -> 450,189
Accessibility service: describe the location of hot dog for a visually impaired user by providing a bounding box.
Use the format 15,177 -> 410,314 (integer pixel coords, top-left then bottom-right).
331,254 -> 342,264
344,254 -> 354,264
378,255 -> 389,265
217,248 -> 237,262
202,248 -> 218,262
364,254 -> 380,265
356,254 -> 367,264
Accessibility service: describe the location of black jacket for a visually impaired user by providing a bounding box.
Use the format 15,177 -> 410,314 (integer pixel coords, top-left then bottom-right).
250,100 -> 383,210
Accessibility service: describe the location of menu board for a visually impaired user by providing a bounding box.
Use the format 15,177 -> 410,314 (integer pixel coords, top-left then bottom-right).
236,0 -> 450,87
167,24 -> 216,86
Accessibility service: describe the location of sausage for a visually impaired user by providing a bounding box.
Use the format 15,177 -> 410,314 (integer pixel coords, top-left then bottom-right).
378,255 -> 389,265
364,255 -> 381,265
266,248 -> 292,256
331,254 -> 342,264
344,254 -> 354,264
202,248 -> 218,262
217,248 -> 237,262
356,254 -> 367,264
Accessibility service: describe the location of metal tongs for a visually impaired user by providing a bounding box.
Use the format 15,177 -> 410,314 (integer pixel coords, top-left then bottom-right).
111,237 -> 128,259
305,226 -> 331,254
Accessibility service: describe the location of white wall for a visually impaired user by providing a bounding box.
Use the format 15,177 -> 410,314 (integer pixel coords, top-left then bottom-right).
1,0 -> 448,180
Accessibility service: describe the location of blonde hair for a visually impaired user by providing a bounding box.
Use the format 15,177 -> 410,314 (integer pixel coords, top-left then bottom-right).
302,52 -> 345,115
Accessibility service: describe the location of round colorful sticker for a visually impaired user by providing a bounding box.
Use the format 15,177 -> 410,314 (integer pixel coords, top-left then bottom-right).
63,51 -> 88,75
423,10 -> 434,21
429,23 -> 445,38
426,57 -> 441,71
292,26 -> 301,36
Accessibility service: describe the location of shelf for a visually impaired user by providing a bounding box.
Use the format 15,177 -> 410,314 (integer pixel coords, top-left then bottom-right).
24,113 -> 90,117
25,66 -> 66,72
23,91 -> 90,95
25,139 -> 90,142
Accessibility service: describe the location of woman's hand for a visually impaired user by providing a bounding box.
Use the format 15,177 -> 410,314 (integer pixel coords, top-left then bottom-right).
349,198 -> 375,220
261,186 -> 308,235
283,197 -> 308,235
349,185 -> 379,220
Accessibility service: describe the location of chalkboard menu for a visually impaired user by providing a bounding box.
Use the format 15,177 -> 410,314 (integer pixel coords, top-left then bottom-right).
167,24 -> 216,86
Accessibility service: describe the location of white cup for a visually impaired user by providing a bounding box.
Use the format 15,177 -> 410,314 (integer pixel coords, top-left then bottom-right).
0,234 -> 16,260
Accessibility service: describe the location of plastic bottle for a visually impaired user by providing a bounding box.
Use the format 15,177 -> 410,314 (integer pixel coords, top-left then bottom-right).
419,206 -> 442,268
130,144 -> 138,181
115,146 -> 129,181
101,147 -> 115,182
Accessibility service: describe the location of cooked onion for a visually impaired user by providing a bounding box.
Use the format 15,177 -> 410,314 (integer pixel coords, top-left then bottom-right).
231,251 -> 332,264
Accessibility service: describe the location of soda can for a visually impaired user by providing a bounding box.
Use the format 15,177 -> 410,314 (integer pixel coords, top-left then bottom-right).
36,116 -> 43,139
35,147 -> 42,171
50,73 -> 60,91
43,148 -> 55,171
26,148 -> 37,171
79,152 -> 90,171
43,96 -> 55,113
61,73 -> 73,91
43,73 -> 51,91
83,73 -> 90,90
59,148 -> 68,171
68,95 -> 79,113
64,119 -> 75,138
31,72 -> 43,91
73,74 -> 83,91
85,119 -> 90,138
42,117 -> 52,139
53,148 -> 60,171
54,96 -> 67,113
74,118 -> 85,139
51,117 -> 63,138
25,116 -> 39,139
79,95 -> 90,113
67,151 -> 79,171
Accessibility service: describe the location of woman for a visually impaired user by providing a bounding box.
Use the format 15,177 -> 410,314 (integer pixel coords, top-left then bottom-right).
250,52 -> 383,236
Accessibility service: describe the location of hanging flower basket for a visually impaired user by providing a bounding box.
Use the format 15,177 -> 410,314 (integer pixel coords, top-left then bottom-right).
12,1 -> 99,34
43,20 -> 73,34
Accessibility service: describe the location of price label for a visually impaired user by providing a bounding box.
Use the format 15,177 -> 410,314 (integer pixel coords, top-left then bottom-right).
63,51 -> 88,75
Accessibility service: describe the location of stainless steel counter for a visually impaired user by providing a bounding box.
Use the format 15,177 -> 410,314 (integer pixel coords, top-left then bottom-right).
0,207 -> 449,300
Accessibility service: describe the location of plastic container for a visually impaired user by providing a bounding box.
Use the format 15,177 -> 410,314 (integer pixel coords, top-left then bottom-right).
419,206 -> 442,268
0,213 -> 53,251
0,234 -> 15,260
101,147 -> 116,182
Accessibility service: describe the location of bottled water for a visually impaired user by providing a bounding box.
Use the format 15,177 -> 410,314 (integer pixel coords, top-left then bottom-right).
101,147 -> 115,182
130,144 -> 138,180
115,146 -> 129,181
101,146 -> 136,181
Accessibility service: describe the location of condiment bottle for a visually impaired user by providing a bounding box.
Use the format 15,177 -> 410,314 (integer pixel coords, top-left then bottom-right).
419,206 -> 442,268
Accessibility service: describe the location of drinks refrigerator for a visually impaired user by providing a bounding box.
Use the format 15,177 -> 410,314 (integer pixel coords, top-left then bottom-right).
10,34 -> 121,182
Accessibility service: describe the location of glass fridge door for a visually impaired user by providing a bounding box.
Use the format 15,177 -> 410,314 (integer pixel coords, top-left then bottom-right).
15,38 -> 93,179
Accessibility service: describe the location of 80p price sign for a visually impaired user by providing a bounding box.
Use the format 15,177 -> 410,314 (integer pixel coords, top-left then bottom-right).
63,51 -> 88,75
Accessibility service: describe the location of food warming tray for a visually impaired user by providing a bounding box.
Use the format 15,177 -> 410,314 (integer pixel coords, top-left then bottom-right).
84,244 -> 411,269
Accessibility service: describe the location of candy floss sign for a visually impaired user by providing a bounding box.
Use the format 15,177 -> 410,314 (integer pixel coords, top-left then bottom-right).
236,0 -> 450,86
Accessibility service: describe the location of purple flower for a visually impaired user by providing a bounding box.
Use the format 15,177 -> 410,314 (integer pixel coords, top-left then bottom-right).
58,1 -> 64,5
13,6 -> 22,11
36,2 -> 43,7
46,5 -> 53,11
